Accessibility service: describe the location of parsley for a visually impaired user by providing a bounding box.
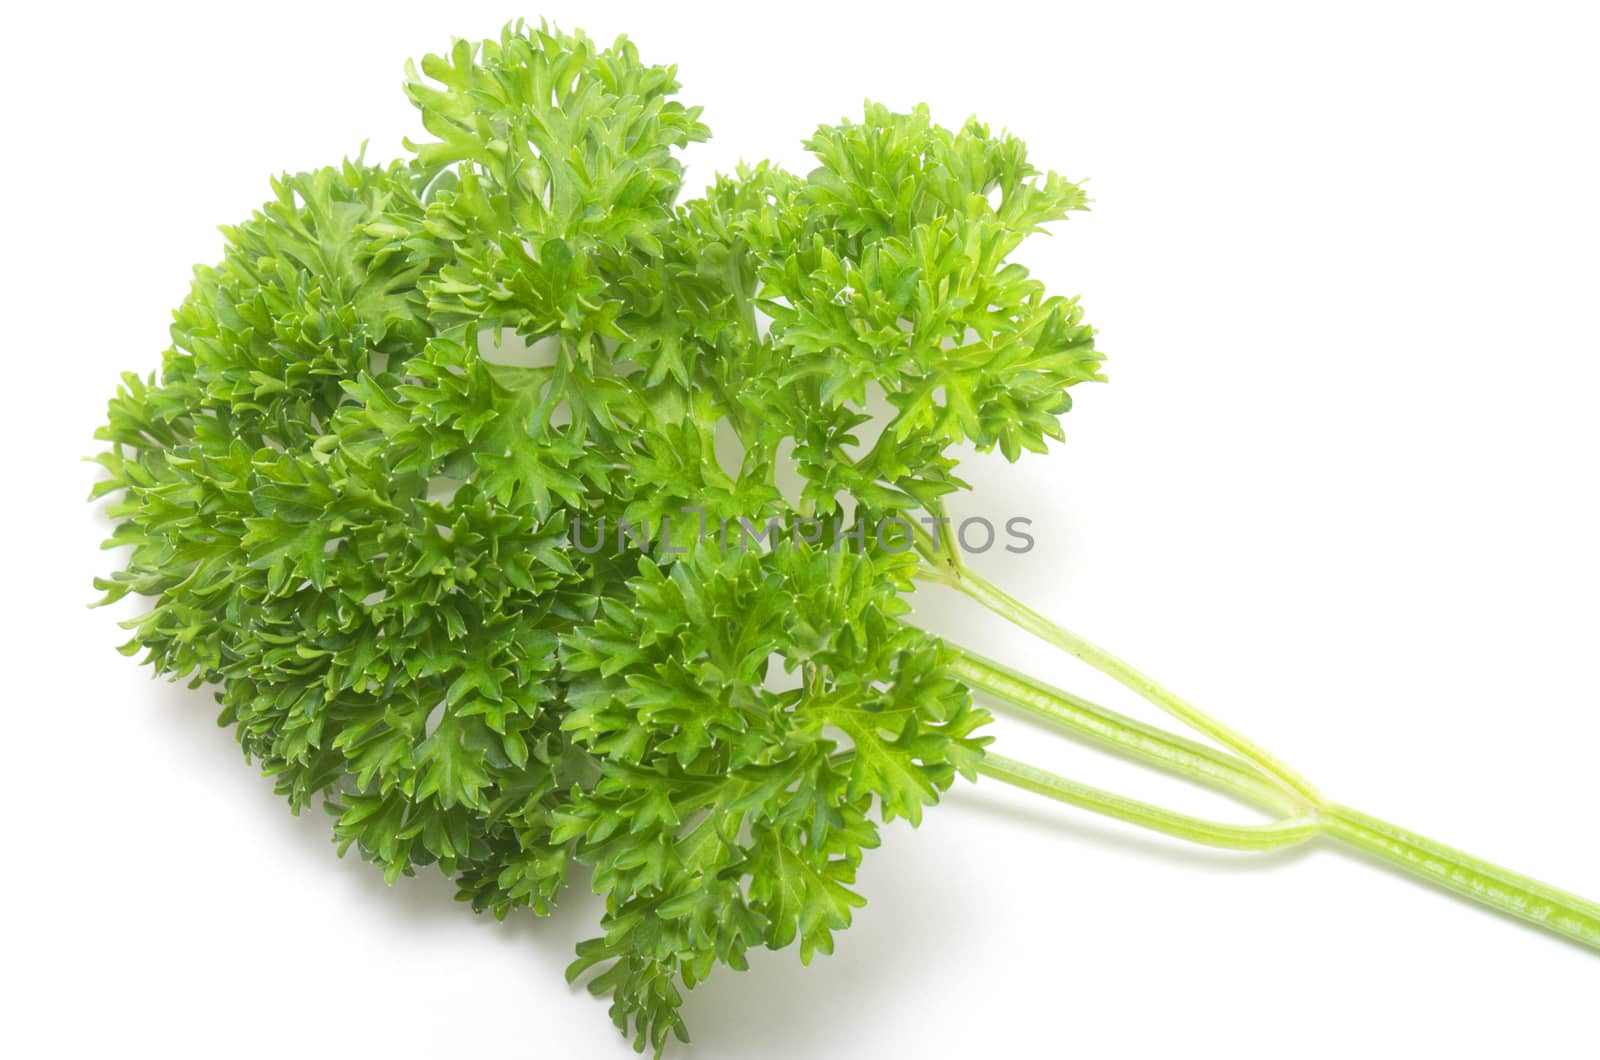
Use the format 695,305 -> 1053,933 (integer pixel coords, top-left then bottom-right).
92,21 -> 1599,1056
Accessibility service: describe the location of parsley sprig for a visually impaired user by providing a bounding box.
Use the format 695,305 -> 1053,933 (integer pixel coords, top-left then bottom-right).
93,21 -> 1599,1056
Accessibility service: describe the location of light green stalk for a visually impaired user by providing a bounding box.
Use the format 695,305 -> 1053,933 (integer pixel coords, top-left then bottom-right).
1318,804 -> 1600,951
916,535 -> 1600,955
978,753 -> 1316,851
948,648 -> 1299,816
946,564 -> 1319,803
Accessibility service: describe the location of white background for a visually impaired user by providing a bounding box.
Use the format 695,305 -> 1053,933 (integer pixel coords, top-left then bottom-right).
5,1 -> 1598,1056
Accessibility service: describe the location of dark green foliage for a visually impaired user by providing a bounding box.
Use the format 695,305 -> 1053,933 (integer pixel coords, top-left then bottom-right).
93,21 -> 1097,1054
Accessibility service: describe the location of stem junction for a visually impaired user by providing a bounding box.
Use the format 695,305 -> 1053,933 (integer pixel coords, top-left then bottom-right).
911,521 -> 1600,954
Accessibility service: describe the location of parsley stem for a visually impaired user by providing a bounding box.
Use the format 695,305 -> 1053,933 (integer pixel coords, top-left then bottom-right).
941,564 -> 1320,804
1318,804 -> 1600,951
981,753 -> 1600,950
948,648 -> 1302,816
937,570 -> 1600,952
977,753 -> 1319,851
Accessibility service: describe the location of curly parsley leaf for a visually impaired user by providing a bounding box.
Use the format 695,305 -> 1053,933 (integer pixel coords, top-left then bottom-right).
93,21 -> 1102,1055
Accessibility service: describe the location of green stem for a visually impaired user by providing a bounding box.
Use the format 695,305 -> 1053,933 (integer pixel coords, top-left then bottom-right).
915,531 -> 1600,954
923,555 -> 1600,954
978,753 -> 1318,852
1319,804 -> 1600,951
949,648 -> 1302,817
979,752 -> 1600,951
941,563 -> 1321,804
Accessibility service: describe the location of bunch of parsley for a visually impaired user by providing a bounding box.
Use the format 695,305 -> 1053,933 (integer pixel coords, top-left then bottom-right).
93,22 -> 1598,1056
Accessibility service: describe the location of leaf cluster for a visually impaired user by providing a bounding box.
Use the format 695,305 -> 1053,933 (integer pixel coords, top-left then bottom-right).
92,21 -> 1097,1053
